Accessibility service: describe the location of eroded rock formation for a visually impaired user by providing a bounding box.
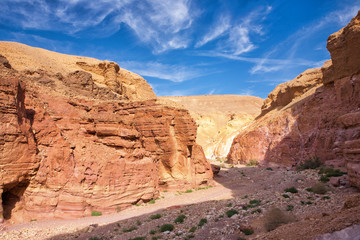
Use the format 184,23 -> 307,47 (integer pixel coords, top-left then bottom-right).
159,95 -> 263,159
0,45 -> 212,223
228,11 -> 360,188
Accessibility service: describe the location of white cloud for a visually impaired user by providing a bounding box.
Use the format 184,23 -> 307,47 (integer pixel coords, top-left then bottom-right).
250,4 -> 360,74
208,89 -> 215,95
118,61 -> 207,82
195,15 -> 230,47
0,0 -> 195,53
196,6 -> 272,56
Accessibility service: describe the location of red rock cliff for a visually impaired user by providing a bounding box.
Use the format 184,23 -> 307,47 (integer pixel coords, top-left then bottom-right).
228,11 -> 360,188
0,46 -> 212,223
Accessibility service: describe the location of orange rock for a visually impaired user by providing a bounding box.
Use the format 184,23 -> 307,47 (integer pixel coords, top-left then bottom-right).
0,48 -> 212,223
228,11 -> 360,189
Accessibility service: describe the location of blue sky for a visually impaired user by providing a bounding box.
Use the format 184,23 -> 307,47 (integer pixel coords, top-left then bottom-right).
0,0 -> 359,98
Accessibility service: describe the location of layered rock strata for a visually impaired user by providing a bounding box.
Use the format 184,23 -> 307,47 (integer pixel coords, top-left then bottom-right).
0,46 -> 212,223
159,95 -> 263,159
228,11 -> 360,188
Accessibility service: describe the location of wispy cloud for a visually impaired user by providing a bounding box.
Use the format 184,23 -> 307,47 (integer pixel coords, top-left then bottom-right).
196,6 -> 272,56
0,0 -> 195,53
118,61 -> 208,82
195,15 -> 230,47
208,89 -> 215,95
250,4 -> 360,74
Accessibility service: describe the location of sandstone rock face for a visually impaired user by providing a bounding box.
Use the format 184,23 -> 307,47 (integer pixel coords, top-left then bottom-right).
0,47 -> 212,223
228,11 -> 360,188
159,95 -> 263,159
0,42 -> 156,101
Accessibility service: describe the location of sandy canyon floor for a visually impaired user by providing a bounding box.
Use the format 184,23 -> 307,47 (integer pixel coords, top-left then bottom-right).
1,161 -> 359,240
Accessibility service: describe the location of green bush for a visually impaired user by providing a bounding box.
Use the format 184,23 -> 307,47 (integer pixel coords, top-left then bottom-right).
297,156 -> 322,170
91,211 -> 102,216
160,224 -> 174,232
174,214 -> 186,224
263,208 -> 295,231
310,183 -> 328,194
284,187 -> 298,193
282,194 -> 290,198
318,168 -> 346,177
266,167 -> 273,171
149,199 -> 156,204
198,218 -> 207,227
319,175 -> 329,183
185,189 -> 193,193
149,230 -> 157,235
122,226 -> 137,233
242,228 -> 254,235
226,209 -> 239,218
286,205 -> 294,211
246,160 -> 259,167
150,214 -> 162,220
89,237 -> 100,240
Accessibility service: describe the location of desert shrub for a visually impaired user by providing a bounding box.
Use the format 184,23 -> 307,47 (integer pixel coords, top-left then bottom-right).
226,209 -> 239,217
284,187 -> 298,193
263,208 -> 295,231
189,226 -> 197,232
185,189 -> 193,193
310,183 -> 328,194
122,226 -> 137,233
150,214 -> 162,220
242,227 -> 254,235
149,230 -> 157,235
266,167 -> 273,171
91,211 -> 102,216
286,205 -> 294,211
318,168 -> 346,177
323,196 -> 331,200
89,237 -> 100,240
282,194 -> 290,198
136,220 -> 142,226
198,218 -> 207,227
174,214 -> 186,224
160,224 -> 174,232
246,160 -> 259,167
243,199 -> 262,210
297,156 -> 322,170
319,175 -> 329,183
149,199 -> 156,204
227,203 -> 233,207
151,237 -> 160,240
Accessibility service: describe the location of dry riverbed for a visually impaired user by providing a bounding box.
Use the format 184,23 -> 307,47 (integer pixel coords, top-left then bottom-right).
1,162 -> 359,240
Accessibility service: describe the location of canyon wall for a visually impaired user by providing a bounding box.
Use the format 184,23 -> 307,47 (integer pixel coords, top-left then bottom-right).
228,11 -> 360,188
159,95 -> 263,159
0,44 -> 212,223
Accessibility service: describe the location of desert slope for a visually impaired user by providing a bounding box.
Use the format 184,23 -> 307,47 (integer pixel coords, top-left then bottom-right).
159,95 -> 263,159
0,41 -> 155,101
228,11 -> 360,188
0,43 -> 213,223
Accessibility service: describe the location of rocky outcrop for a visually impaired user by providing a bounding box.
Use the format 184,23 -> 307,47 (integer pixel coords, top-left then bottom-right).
228,11 -> 360,188
0,42 -> 156,101
0,47 -> 212,223
159,95 -> 263,159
